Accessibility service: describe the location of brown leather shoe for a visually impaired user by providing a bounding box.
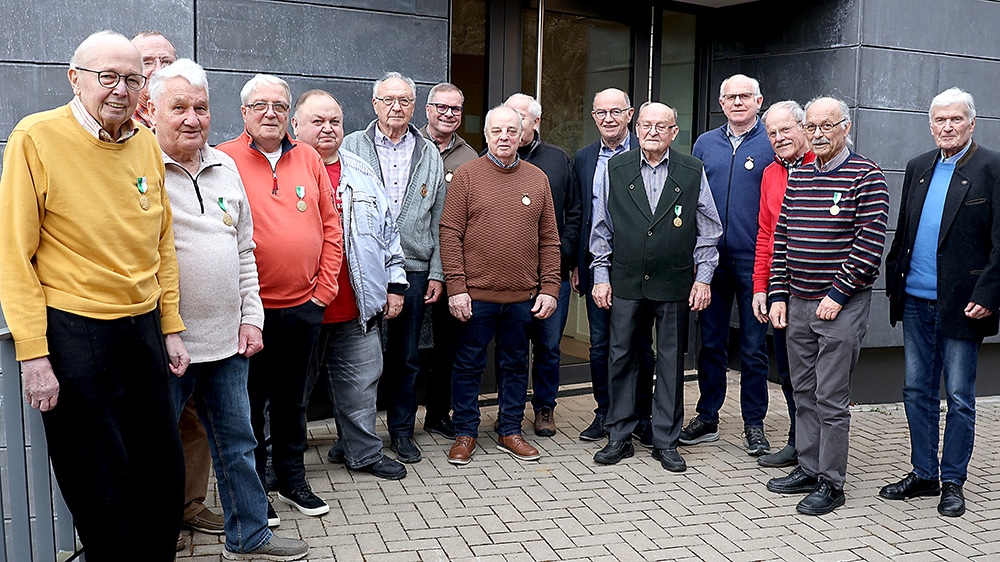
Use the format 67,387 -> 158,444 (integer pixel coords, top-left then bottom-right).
185,505 -> 225,534
497,434 -> 541,461
176,533 -> 187,552
448,436 -> 477,465
533,407 -> 556,437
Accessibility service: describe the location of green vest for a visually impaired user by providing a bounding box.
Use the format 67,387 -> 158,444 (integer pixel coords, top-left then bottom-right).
607,149 -> 703,302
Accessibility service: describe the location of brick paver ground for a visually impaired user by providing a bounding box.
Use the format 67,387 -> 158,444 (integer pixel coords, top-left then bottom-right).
179,374 -> 1000,561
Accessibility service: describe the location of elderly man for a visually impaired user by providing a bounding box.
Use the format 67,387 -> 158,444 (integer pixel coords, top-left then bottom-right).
685,74 -> 776,456
439,104 -> 561,465
572,88 -> 655,444
0,31 -> 186,560
766,97 -> 889,515
751,100 -> 817,469
292,89 -> 409,480
130,31 -> 223,544
130,30 -> 176,128
150,58 -> 309,560
881,87 -> 1000,518
343,72 -> 445,463
503,92 -> 581,437
218,74 -> 343,522
591,102 -> 722,472
419,82 -> 478,439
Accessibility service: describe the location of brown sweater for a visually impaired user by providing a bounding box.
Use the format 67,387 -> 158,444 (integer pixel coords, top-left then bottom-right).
440,155 -> 561,303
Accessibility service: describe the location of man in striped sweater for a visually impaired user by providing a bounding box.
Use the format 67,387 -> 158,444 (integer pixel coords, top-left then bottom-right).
764,97 -> 889,516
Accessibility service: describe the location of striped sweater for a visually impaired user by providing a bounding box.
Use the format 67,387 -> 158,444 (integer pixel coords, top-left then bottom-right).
769,151 -> 889,303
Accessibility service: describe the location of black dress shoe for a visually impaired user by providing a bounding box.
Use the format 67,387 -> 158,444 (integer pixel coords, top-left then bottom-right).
356,456 -> 407,480
938,482 -> 966,517
390,437 -> 422,463
796,478 -> 845,515
651,448 -> 687,472
879,472 -> 940,500
594,440 -> 634,465
327,441 -> 346,464
424,417 -> 457,439
579,414 -> 608,442
632,421 -> 654,449
766,466 -> 818,494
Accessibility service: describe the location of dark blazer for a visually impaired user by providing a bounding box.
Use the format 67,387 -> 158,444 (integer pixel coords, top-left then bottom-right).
886,141 -> 1000,338
573,132 -> 640,292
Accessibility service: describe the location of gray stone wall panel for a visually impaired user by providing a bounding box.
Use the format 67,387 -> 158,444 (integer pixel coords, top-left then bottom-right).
197,0 -> 447,83
711,0 -> 861,58
0,65 -> 75,142
862,0 -> 1000,59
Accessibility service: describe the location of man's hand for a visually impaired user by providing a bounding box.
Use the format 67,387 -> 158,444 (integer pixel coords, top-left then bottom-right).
752,292 -> 769,323
22,357 -> 59,412
592,282 -> 612,309
532,294 -> 558,319
965,302 -> 994,320
310,297 -> 327,307
689,281 -> 711,311
165,333 -> 190,377
570,267 -> 580,294
238,324 -> 264,358
425,280 -> 444,304
384,293 -> 404,319
449,293 -> 473,321
816,296 -> 842,321
769,302 -> 788,329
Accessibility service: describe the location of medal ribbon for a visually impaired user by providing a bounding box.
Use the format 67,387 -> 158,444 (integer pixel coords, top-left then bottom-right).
137,177 -> 147,194
295,185 -> 305,200
218,197 -> 228,212
674,205 -> 682,218
833,192 -> 842,206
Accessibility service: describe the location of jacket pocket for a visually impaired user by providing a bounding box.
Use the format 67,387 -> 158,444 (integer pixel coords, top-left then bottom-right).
965,197 -> 987,206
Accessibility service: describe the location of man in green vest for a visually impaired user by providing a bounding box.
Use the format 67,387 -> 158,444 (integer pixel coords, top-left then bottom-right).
590,101 -> 722,472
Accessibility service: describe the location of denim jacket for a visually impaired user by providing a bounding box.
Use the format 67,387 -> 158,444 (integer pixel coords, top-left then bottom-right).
338,149 -> 408,330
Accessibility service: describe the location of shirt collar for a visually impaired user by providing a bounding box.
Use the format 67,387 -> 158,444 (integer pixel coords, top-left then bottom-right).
374,124 -> 410,146
940,140 -> 972,165
725,118 -> 757,140
487,151 -> 519,170
814,146 -> 851,173
70,96 -> 139,143
640,148 -> 670,169
601,134 -> 630,154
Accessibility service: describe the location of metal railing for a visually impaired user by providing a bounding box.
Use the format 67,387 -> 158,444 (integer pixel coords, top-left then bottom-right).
1,307 -> 81,561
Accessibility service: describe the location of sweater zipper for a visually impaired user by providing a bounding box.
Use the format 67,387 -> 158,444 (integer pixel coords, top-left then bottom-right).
724,143 -> 736,252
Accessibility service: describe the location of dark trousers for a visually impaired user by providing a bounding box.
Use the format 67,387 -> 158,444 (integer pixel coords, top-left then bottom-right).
42,308 -> 184,562
425,295 -> 458,422
384,270 -> 429,438
696,256 -> 770,426
249,301 -> 324,493
606,297 -> 689,448
773,327 -> 796,446
584,289 -> 654,420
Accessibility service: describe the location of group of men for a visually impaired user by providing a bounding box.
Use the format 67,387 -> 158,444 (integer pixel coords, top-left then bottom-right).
0,29 -> 996,562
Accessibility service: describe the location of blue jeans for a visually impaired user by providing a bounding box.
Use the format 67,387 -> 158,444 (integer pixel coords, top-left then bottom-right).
530,280 -> 571,411
696,255 -> 769,426
384,270 -> 429,438
170,354 -> 271,553
452,299 -> 533,438
249,301 -> 324,492
317,320 -> 385,468
585,289 -> 655,419
902,296 -> 980,485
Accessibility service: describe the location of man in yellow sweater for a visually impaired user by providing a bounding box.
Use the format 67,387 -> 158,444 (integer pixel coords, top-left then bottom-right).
0,31 -> 188,561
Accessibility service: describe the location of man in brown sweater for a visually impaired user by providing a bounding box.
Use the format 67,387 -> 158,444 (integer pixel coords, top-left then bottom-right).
439,105 -> 561,465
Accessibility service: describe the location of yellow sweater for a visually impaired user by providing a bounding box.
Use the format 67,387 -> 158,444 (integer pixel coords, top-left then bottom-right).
0,104 -> 184,360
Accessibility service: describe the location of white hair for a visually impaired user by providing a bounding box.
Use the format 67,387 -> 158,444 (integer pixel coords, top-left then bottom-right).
240,74 -> 291,105
762,100 -> 804,125
373,71 -> 416,100
805,96 -> 853,149
718,74 -> 762,99
592,88 -> 631,110
505,93 -> 543,121
148,58 -> 208,103
70,30 -> 134,67
929,87 -> 976,121
483,105 -> 522,136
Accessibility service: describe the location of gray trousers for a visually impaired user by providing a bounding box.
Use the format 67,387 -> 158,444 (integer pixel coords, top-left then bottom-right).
786,290 -> 871,489
607,296 -> 688,448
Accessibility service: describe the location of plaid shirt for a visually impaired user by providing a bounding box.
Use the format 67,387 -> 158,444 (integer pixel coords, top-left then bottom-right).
374,125 -> 415,220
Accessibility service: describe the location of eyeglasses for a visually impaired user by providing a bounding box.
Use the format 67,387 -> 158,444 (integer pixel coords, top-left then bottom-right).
375,96 -> 414,108
245,101 -> 290,114
142,56 -> 176,70
428,102 -> 463,115
593,108 -> 630,119
637,122 -> 677,133
75,67 -> 146,92
721,92 -> 757,103
803,118 -> 847,134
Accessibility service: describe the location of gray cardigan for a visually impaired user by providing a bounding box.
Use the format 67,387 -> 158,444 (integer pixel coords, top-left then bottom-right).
343,120 -> 446,281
